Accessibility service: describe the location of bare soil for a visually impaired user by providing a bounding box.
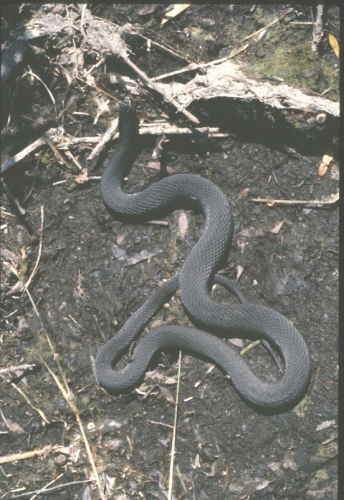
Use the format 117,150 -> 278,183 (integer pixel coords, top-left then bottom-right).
1,5 -> 339,500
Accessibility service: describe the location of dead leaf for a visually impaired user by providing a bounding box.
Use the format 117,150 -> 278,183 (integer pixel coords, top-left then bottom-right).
283,450 -> 297,471
328,33 -> 339,57
161,4 -> 191,25
126,249 -> 163,266
159,386 -> 175,403
270,220 -> 284,234
139,5 -> 157,16
238,227 -> 265,238
178,211 -> 188,239
236,265 -> 244,280
5,419 -> 25,434
0,248 -> 19,263
146,370 -> 177,385
238,187 -> 250,199
229,338 -> 244,348
318,154 -> 333,177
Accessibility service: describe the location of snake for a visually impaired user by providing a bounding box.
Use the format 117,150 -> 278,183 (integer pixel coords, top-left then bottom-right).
95,96 -> 311,412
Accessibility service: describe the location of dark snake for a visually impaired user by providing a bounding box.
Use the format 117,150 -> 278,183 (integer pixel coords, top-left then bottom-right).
95,96 -> 311,412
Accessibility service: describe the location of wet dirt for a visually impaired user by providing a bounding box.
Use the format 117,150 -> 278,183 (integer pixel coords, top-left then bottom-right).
1,5 -> 339,500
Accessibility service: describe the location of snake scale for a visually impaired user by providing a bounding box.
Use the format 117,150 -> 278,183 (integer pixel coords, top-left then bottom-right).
95,96 -> 310,412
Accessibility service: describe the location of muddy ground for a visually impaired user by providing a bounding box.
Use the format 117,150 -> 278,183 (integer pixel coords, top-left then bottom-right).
0,4 -> 339,500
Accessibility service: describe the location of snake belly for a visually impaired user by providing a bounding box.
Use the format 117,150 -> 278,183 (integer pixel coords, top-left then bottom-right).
95,96 -> 311,412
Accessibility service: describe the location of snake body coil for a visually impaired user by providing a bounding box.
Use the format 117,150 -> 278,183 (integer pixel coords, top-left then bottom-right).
95,97 -> 310,412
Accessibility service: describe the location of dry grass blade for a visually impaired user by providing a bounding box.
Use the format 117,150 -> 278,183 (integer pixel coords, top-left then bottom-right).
23,205 -> 44,292
168,351 -> 182,500
42,361 -> 106,500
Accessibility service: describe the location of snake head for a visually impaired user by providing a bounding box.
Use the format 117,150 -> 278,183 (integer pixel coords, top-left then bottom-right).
118,96 -> 139,138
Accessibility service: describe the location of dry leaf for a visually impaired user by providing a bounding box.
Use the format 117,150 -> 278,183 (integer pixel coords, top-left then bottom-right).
229,338 -> 244,348
5,419 -> 25,434
139,5 -> 157,16
270,220 -> 284,234
159,386 -> 175,403
126,249 -> 162,266
237,265 -> 244,280
318,154 -> 333,177
178,211 -> 188,239
328,33 -> 339,58
238,227 -> 265,238
283,450 -> 298,471
238,187 -> 250,199
161,4 -> 191,25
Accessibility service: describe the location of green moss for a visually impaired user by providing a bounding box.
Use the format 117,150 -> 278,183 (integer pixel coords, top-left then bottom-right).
243,42 -> 336,93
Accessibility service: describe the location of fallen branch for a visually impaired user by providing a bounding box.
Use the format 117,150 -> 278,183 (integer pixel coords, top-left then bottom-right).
1,128 -> 58,174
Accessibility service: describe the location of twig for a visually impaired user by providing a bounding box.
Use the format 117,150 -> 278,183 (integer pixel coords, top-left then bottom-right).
248,192 -> 339,206
240,8 -> 294,42
122,54 -> 200,124
46,138 -> 70,169
151,46 -> 248,82
87,117 -> 119,161
42,362 -> 106,500
134,32 -> 188,63
9,379 -> 51,424
88,123 -> 224,162
65,150 -> 84,171
28,473 -> 63,500
10,479 -> 94,498
0,363 -> 37,374
271,168 -> 292,199
240,340 -> 261,356
0,445 -> 55,465
168,351 -> 182,500
1,128 -> 57,174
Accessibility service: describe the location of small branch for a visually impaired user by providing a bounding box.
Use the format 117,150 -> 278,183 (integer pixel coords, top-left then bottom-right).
46,138 -> 70,169
1,128 -> 57,174
248,192 -> 339,206
0,363 -> 37,374
0,445 -> 55,465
